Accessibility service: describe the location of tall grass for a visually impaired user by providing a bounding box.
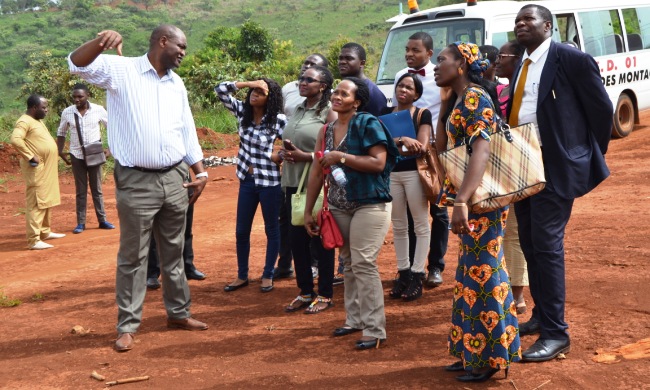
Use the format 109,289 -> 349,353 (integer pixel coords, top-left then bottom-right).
193,106 -> 238,134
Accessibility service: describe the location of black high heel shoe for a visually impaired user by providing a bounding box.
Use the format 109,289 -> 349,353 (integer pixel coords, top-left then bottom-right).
444,361 -> 465,372
456,367 -> 508,383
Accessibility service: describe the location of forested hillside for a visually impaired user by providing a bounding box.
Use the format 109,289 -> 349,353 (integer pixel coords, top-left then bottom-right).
0,0 -> 406,113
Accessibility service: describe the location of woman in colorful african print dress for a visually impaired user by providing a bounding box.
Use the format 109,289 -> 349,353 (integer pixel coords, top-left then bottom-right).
433,42 -> 521,383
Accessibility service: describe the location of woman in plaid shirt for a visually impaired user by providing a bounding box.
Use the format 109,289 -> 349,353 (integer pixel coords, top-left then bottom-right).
216,79 -> 286,293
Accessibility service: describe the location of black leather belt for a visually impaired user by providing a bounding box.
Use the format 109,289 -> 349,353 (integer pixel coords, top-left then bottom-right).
130,160 -> 182,173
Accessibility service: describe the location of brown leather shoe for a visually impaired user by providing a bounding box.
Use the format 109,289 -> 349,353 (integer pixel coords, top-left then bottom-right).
167,317 -> 208,331
114,333 -> 134,352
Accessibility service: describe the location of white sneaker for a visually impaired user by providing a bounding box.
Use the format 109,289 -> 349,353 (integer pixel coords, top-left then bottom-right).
30,241 -> 53,250
44,232 -> 66,240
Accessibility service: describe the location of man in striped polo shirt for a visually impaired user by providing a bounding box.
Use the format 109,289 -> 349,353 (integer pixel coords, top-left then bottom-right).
56,83 -> 115,234
68,25 -> 209,352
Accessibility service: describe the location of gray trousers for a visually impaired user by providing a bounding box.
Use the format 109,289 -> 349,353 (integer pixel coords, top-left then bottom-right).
70,154 -> 107,225
332,202 -> 391,339
114,161 -> 191,333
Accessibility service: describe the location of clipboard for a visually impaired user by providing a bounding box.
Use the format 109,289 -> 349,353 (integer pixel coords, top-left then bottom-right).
378,109 -> 416,139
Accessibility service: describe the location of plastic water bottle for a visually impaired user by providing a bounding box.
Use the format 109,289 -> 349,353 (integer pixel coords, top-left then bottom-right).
331,166 -> 347,186
325,150 -> 348,186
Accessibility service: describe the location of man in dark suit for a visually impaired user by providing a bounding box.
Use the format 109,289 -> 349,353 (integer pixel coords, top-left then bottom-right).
508,4 -> 612,362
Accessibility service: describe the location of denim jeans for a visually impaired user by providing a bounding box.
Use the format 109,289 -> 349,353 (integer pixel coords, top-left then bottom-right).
236,174 -> 281,280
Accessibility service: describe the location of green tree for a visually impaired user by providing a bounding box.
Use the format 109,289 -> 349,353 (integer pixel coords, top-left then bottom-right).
325,35 -> 352,79
177,23 -> 300,110
19,50 -> 105,125
237,21 -> 273,63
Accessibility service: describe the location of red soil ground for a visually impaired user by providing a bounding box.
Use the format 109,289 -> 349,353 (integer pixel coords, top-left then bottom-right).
0,113 -> 648,389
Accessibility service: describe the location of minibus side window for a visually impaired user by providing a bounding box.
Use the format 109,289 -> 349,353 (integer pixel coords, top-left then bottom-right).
579,10 -> 624,56
554,13 -> 580,49
624,7 -> 650,50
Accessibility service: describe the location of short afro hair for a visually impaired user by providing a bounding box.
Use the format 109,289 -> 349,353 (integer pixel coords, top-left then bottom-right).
342,77 -> 370,111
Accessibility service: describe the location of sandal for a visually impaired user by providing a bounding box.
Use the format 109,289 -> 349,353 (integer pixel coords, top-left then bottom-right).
390,269 -> 412,299
402,273 -> 423,301
285,294 -> 313,313
305,296 -> 333,314
516,300 -> 527,314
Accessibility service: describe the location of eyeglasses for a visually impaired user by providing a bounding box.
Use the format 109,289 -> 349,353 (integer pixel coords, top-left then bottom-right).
298,76 -> 322,84
497,53 -> 519,60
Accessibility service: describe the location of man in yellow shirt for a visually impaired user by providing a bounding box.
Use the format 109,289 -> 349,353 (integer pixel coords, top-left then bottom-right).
10,94 -> 65,249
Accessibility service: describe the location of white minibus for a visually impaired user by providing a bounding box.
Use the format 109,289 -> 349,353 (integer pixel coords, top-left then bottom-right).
376,0 -> 650,137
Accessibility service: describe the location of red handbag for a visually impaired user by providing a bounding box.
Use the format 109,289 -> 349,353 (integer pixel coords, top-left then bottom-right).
318,180 -> 344,250
317,124 -> 344,250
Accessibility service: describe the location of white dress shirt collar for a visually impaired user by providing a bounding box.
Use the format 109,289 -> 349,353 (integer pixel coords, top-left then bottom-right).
523,37 -> 552,64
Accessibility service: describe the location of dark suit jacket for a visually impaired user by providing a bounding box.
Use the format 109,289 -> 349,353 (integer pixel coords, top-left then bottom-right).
508,41 -> 612,200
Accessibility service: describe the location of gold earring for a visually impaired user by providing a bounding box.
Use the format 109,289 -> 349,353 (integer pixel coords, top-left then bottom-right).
458,67 -> 464,76
320,88 -> 324,92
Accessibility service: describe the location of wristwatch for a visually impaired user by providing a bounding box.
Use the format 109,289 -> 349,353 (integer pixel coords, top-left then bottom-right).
340,153 -> 346,165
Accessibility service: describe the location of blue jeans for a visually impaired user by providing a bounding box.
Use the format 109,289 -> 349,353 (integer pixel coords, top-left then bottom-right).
236,174 -> 281,280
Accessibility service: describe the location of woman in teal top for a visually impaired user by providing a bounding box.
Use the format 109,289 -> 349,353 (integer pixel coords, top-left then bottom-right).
281,65 -> 338,314
304,77 -> 398,350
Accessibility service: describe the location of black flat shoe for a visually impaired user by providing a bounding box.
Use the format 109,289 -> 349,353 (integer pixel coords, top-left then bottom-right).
260,279 -> 274,293
224,280 -> 249,292
333,326 -> 362,337
456,367 -> 505,383
355,338 -> 385,350
445,361 -> 465,372
186,269 -> 206,281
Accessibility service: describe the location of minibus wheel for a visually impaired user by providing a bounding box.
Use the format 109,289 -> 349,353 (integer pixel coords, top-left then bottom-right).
612,94 -> 634,138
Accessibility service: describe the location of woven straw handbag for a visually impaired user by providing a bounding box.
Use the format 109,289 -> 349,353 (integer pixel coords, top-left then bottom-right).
438,121 -> 546,213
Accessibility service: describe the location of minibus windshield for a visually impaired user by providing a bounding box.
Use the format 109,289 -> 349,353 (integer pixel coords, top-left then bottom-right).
376,18 -> 485,85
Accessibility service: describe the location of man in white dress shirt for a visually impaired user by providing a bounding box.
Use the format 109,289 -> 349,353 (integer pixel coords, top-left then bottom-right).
393,32 -> 449,289
68,25 -> 209,352
56,83 -> 115,234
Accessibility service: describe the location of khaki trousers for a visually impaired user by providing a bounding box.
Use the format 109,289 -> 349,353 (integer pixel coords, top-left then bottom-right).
332,202 -> 391,339
114,161 -> 191,334
25,186 -> 51,246
503,206 -> 529,286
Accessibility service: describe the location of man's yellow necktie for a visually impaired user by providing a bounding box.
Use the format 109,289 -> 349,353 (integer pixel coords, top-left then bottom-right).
508,58 -> 532,127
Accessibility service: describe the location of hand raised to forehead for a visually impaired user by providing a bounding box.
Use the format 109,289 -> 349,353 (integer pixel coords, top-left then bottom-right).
250,80 -> 269,96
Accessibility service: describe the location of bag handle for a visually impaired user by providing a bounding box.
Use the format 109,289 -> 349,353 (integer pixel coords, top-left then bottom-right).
296,162 -> 311,194
74,113 -> 87,159
416,107 -> 423,128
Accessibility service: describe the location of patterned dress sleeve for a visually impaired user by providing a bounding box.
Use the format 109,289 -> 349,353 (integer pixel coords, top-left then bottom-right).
461,87 -> 496,146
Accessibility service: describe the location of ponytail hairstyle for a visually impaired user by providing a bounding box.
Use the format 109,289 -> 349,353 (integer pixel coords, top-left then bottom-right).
310,65 -> 334,116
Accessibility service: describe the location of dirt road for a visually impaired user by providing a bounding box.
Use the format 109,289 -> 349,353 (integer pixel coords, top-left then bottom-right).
0,113 -> 648,389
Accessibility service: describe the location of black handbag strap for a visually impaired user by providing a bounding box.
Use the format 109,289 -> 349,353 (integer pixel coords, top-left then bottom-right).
74,113 -> 87,159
